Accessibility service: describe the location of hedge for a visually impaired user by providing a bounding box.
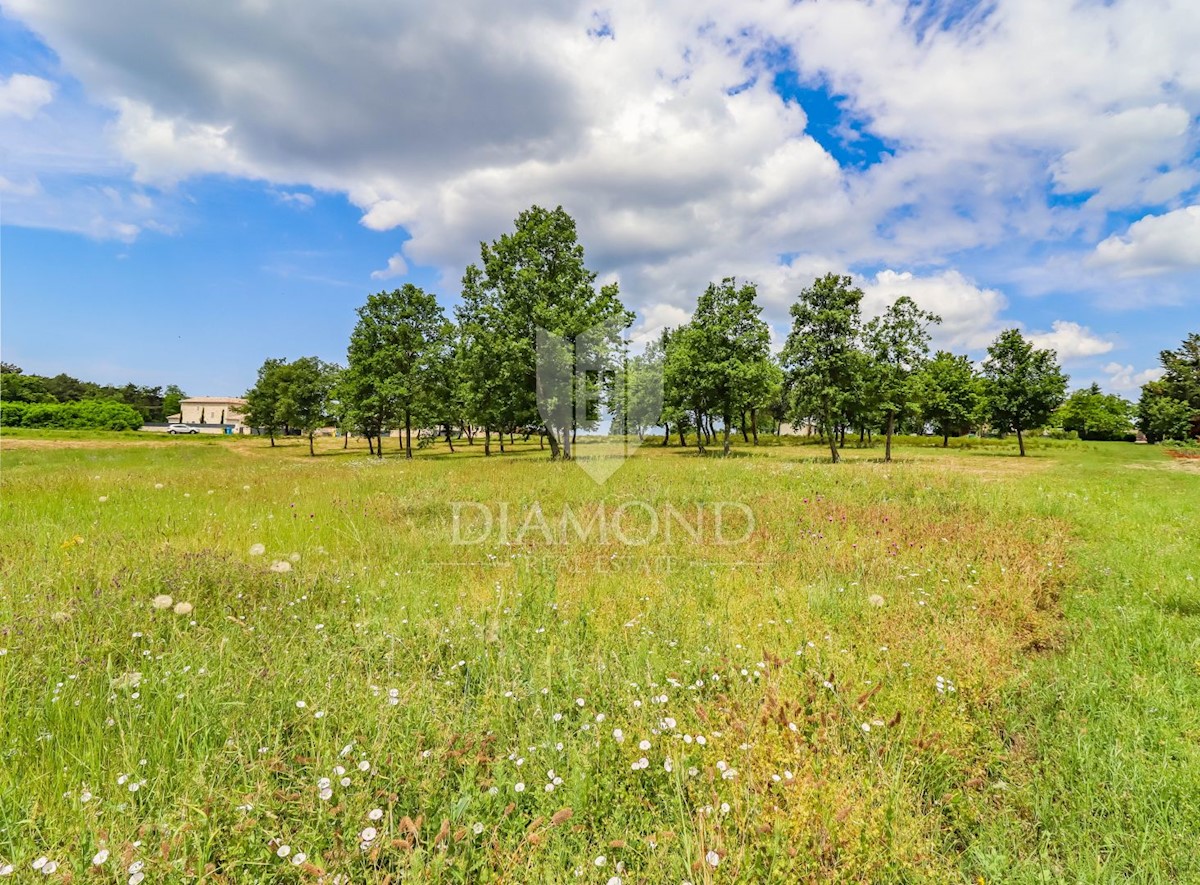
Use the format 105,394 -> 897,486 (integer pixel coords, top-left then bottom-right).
0,400 -> 144,431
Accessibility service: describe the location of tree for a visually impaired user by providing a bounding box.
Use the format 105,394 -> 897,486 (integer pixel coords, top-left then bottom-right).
672,278 -> 775,455
981,329 -> 1068,456
345,284 -> 453,459
461,205 -> 632,460
1136,332 -> 1200,442
278,357 -> 337,456
163,385 -> 186,421
781,273 -> 865,463
1055,384 -> 1133,440
913,351 -> 984,446
863,296 -> 940,461
243,358 -> 288,446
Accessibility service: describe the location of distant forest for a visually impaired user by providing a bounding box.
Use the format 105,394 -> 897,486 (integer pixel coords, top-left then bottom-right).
0,362 -> 186,423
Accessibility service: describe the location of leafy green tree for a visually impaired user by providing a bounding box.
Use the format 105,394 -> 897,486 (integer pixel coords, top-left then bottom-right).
863,296 -> 940,461
0,370 -> 56,403
462,205 -> 632,460
163,385 -> 187,421
346,284 -> 453,459
1137,332 -> 1200,442
913,351 -> 984,446
981,329 -> 1068,456
1055,384 -> 1133,440
781,273 -> 865,463
278,356 -> 337,456
243,358 -> 288,446
675,278 -> 775,455
1137,384 -> 1194,442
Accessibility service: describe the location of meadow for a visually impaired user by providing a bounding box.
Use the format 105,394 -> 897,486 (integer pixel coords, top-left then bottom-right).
0,431 -> 1197,883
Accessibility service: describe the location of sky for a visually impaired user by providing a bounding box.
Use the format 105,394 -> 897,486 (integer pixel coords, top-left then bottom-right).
1,0 -> 1198,398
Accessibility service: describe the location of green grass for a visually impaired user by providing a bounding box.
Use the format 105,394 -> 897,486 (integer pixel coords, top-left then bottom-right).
0,432 -> 1196,882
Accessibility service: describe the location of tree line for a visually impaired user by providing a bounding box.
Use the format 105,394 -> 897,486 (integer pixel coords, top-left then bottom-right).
0,364 -> 187,423
243,205 -> 1199,461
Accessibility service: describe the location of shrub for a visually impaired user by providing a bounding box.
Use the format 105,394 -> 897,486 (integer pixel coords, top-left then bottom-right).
0,399 -> 143,431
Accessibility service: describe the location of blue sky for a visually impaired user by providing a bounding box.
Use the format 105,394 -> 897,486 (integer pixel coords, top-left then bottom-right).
2,0 -> 1198,398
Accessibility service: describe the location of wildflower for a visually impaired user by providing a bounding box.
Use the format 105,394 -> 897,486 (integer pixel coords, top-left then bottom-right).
154,483 -> 164,489
868,594 -> 885,607
295,700 -> 307,709
92,850 -> 109,866
51,611 -> 71,624
270,561 -> 292,573
289,552 -> 301,562
368,808 -> 383,821
80,790 -> 92,803
638,739 -> 651,751
514,782 -> 525,792
357,760 -> 370,772
0,865 -> 12,876
173,601 -> 193,616
472,822 -> 484,835
594,855 -> 606,867
319,787 -> 333,801
32,859 -> 47,871
249,543 -> 266,556
130,872 -> 144,885
99,496 -> 108,502
360,827 -> 377,843
706,850 -> 720,868
612,728 -> 624,743
664,758 -> 674,773
861,723 -> 871,733
607,878 -> 622,885
292,853 -> 307,865
151,594 -> 173,610
277,845 -> 291,858
40,862 -> 57,876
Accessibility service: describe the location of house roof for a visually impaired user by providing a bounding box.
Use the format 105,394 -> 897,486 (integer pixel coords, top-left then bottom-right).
181,397 -> 247,405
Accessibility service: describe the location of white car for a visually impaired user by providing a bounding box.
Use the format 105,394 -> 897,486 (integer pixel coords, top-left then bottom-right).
167,423 -> 199,434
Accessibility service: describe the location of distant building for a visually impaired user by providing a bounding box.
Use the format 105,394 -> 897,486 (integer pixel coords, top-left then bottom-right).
175,397 -> 249,432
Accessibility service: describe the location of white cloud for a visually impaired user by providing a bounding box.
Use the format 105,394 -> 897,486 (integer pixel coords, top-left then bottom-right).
1104,362 -> 1165,391
860,269 -> 1008,351
1027,320 -> 1114,361
0,73 -> 55,118
370,253 -> 409,280
1092,206 -> 1200,277
1,0 -> 1198,319
272,190 -> 314,209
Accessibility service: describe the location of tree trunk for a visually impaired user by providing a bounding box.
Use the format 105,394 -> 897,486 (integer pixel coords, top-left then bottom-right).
499,430 -> 505,453
1017,427 -> 1026,456
661,423 -> 670,446
269,430 -> 275,447
343,431 -> 348,449
695,411 -> 705,453
740,411 -> 749,443
827,411 -> 840,463
943,430 -> 949,447
444,423 -> 455,453
678,425 -> 686,447
750,408 -> 759,445
723,414 -> 732,456
539,430 -> 545,450
484,426 -> 491,456
885,411 -> 895,462
405,410 -> 413,459
309,432 -> 315,456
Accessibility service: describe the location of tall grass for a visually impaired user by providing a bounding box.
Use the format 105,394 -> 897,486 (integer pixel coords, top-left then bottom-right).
0,433 -> 1195,882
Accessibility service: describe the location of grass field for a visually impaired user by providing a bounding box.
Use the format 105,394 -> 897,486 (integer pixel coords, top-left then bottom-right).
0,431 -> 1197,883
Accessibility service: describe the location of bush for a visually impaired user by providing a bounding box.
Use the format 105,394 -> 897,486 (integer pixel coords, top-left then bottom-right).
0,399 -> 143,431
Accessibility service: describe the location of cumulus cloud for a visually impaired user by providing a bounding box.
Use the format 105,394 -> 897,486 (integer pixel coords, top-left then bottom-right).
2,0 -> 1199,320
1027,321 -> 1114,361
860,270 -> 1008,350
1104,362 -> 1165,391
0,73 -> 55,118
1092,206 -> 1200,277
370,253 -> 409,281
